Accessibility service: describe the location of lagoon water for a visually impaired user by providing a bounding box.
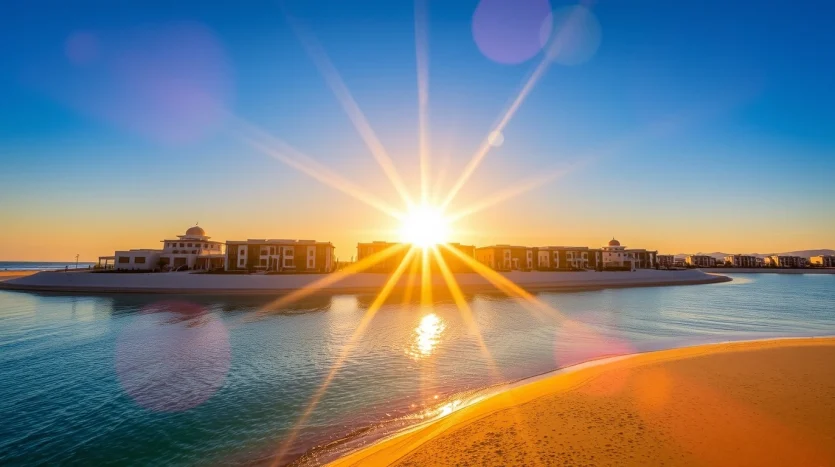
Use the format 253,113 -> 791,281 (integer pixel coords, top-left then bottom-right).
1,274 -> 833,465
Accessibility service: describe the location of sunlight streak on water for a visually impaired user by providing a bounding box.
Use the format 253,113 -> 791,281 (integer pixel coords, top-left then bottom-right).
406,313 -> 446,360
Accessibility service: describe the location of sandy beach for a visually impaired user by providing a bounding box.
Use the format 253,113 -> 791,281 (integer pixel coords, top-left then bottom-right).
331,337 -> 835,467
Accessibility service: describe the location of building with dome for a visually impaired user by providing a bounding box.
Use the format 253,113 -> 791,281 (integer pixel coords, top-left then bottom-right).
112,225 -> 225,271
601,238 -> 657,270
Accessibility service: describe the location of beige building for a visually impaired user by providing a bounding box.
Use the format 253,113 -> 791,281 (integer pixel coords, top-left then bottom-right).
725,254 -> 759,268
227,239 -> 334,272
476,245 -> 533,271
657,254 -> 675,268
766,255 -> 807,268
810,255 -> 835,267
686,255 -> 716,268
534,246 -> 596,270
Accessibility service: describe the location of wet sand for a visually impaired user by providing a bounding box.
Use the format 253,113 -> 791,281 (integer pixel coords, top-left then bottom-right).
330,337 -> 835,466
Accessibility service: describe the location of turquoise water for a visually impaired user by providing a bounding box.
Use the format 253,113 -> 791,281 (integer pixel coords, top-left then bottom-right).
1,274 -> 833,465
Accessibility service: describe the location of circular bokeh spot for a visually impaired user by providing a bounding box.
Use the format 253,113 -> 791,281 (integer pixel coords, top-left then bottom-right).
472,0 -> 554,64
487,130 -> 505,148
540,5 -> 602,66
115,301 -> 231,412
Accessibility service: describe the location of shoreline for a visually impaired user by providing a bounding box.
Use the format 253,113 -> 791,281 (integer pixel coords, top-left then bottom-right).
701,267 -> 835,274
0,269 -> 729,295
328,336 -> 835,466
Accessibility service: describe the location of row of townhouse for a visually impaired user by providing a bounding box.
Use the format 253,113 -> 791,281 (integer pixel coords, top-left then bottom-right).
678,254 -> 834,269
473,238 -> 657,272
355,238 -> 657,273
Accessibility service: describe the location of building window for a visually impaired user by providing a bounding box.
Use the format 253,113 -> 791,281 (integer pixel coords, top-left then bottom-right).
187,243 -> 192,247
118,257 -> 130,264
309,250 -> 314,256
239,258 -> 245,266
135,257 -> 146,264
260,259 -> 267,266
179,243 -> 184,247
192,250 -> 196,254
270,247 -> 276,255
240,248 -> 246,255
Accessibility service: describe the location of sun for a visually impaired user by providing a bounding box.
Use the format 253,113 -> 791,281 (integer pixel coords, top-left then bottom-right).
399,204 -> 451,248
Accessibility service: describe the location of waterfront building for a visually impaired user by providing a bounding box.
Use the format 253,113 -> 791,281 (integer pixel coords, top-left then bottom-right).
533,246 -> 597,270
768,255 -> 807,268
725,254 -> 759,268
686,255 -> 716,268
356,241 -> 406,273
114,225 -> 225,271
810,255 -> 835,267
673,258 -> 686,268
356,241 -> 475,273
601,238 -> 657,270
226,239 -> 334,272
441,243 -> 477,273
476,245 -> 533,271
657,254 -> 675,268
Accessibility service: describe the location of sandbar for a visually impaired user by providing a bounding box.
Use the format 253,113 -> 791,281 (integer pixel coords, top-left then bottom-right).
330,337 -> 835,466
0,269 -> 728,295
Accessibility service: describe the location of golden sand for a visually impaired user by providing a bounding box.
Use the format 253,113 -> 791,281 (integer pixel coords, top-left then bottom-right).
331,338 -> 835,466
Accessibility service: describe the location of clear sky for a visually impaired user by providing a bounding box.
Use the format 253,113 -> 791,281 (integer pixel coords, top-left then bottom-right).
1,0 -> 833,261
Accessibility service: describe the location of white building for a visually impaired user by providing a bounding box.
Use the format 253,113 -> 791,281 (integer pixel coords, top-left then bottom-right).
113,249 -> 161,271
114,225 -> 225,271
601,238 -> 657,270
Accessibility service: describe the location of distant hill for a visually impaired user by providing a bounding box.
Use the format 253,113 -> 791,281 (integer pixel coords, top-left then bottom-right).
674,249 -> 834,260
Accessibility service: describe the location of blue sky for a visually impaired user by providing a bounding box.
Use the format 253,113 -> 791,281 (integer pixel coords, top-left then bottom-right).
1,0 -> 833,260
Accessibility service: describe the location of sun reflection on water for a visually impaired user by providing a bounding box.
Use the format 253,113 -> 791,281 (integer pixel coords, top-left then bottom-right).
406,313 -> 446,360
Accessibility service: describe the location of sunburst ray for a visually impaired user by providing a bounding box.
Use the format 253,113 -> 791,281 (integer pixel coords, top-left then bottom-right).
440,7 -> 590,211
272,247 -> 418,465
254,243 -> 410,318
286,15 -> 415,208
415,0 -> 431,203
439,243 -> 564,322
446,167 -> 570,223
235,122 -> 404,221
430,246 -> 497,368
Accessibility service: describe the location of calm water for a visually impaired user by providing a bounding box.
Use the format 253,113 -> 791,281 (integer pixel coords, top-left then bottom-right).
0,262 -> 95,271
1,274 -> 833,465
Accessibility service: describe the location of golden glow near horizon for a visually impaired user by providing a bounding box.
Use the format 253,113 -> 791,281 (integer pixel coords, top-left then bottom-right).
398,204 -> 451,248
